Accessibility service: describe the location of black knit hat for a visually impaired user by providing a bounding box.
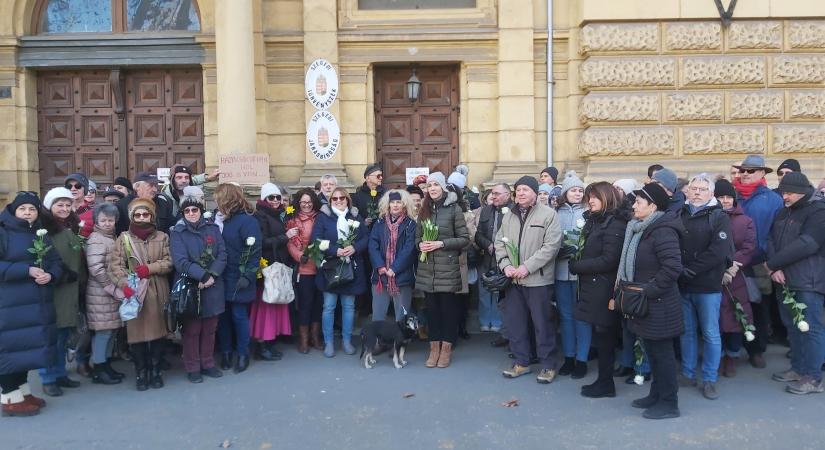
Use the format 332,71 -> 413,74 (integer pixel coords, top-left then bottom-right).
714,179 -> 737,199
634,183 -> 669,211
514,175 -> 539,195
777,172 -> 811,195
173,165 -> 193,176
541,166 -> 559,183
179,195 -> 205,213
113,177 -> 133,192
364,163 -> 382,178
777,159 -> 801,173
10,191 -> 42,212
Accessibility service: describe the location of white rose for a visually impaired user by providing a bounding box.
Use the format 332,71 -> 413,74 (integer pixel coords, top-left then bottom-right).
501,237 -> 509,243
78,221 -> 86,229
318,240 -> 330,251
351,221 -> 360,229
471,185 -> 479,194
744,331 -> 755,342
798,320 -> 809,332
203,211 -> 213,219
576,218 -> 585,229
633,375 -> 645,386
246,237 -> 256,246
36,229 -> 48,237
501,207 -> 510,215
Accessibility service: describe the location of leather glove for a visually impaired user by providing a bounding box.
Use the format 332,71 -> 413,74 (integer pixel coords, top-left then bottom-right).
722,271 -> 733,286
122,286 -> 135,298
135,265 -> 150,279
236,276 -> 250,290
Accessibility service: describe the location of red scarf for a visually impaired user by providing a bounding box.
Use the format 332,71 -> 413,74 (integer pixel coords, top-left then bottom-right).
129,222 -> 155,241
733,178 -> 767,200
379,213 -> 406,296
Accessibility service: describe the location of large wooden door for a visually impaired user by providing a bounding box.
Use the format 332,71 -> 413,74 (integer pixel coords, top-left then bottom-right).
374,66 -> 459,187
37,68 -> 204,193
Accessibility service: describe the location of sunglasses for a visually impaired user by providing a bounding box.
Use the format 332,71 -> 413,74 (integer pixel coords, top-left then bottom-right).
133,212 -> 152,219
183,207 -> 201,214
331,196 -> 347,202
266,195 -> 282,201
371,173 -> 383,179
65,182 -> 84,190
739,169 -> 760,175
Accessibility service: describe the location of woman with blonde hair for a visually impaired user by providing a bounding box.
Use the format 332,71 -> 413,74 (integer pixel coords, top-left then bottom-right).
368,189 -> 418,322
213,183 -> 262,373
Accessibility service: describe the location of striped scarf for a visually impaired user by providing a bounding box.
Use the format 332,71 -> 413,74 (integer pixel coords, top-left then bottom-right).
381,213 -> 406,296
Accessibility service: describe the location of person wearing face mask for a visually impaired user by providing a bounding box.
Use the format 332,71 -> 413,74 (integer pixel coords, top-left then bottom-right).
109,198 -> 173,391
0,192 -> 62,416
369,190 -> 417,322
714,179 -> 757,378
85,202 -> 128,385
39,187 -> 87,397
287,189 -> 324,353
554,170 -> 591,380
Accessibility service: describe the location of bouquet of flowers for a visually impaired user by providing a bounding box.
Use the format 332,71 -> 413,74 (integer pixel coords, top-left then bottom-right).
418,219 -> 439,263
302,239 -> 329,266
336,220 -> 360,262
500,236 -> 520,267
29,229 -> 51,269
782,286 -> 809,332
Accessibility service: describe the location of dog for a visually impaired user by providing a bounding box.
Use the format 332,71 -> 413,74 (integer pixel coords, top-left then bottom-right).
359,312 -> 420,369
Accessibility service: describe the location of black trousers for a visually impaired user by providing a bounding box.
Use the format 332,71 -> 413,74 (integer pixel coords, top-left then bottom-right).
594,326 -> 618,383
426,292 -> 461,344
0,372 -> 27,394
130,339 -> 166,369
744,294 -> 772,355
295,275 -> 323,326
503,285 -> 559,370
643,337 -> 679,409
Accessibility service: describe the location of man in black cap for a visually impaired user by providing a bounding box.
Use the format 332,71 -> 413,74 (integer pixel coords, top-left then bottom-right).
497,175 -> 562,384
353,163 -> 386,228
160,164 -> 220,218
766,172 -> 825,395
774,159 -> 801,195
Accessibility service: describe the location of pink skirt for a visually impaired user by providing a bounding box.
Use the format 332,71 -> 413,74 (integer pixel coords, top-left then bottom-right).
249,284 -> 292,341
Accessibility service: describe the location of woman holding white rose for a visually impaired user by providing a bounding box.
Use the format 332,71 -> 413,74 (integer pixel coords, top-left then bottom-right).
311,187 -> 369,357
554,170 -> 591,379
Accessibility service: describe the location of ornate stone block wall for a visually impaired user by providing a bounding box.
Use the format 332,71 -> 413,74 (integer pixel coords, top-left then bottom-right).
577,19 -> 825,172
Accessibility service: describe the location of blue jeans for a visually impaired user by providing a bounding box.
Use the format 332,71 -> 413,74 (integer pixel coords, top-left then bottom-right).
40,327 -> 70,384
620,324 -> 650,373
477,283 -> 502,329
323,292 -> 355,344
680,291 -> 722,383
778,290 -> 825,381
556,280 -> 592,361
218,302 -> 251,356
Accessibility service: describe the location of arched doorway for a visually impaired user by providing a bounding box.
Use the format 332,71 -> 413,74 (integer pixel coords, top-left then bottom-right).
27,0 -> 205,193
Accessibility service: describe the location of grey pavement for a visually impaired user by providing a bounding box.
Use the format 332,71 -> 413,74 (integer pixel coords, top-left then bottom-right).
1,337 -> 823,450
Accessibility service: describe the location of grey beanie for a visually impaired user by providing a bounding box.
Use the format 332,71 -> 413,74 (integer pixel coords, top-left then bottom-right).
652,168 -> 678,193
427,172 -> 447,191
560,170 -> 585,198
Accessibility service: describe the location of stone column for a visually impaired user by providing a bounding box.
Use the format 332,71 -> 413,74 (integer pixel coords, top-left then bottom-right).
297,0 -> 351,188
215,0 -> 257,155
491,0 -> 542,182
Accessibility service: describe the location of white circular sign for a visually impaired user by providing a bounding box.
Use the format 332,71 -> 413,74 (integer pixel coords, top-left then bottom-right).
307,110 -> 341,161
305,59 -> 338,110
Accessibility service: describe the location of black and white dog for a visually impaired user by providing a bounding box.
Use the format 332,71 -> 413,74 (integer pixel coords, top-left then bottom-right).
359,311 -> 421,369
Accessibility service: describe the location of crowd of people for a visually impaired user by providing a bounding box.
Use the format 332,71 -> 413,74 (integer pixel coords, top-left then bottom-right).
1,155 -> 824,420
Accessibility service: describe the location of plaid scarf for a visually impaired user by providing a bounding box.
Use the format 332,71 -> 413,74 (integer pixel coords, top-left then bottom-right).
380,213 -> 406,296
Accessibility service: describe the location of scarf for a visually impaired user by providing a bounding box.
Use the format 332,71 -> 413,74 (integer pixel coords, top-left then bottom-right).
129,222 -> 155,241
331,205 -> 349,241
733,178 -> 767,200
617,211 -> 664,282
379,213 -> 406,296
293,210 -> 318,252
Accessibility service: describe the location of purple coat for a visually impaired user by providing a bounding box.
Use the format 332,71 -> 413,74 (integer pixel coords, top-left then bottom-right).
720,205 -> 757,333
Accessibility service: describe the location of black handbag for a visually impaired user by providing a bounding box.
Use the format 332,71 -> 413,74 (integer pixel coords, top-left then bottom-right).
616,280 -> 648,319
166,275 -> 201,332
322,257 -> 355,290
481,268 -> 511,292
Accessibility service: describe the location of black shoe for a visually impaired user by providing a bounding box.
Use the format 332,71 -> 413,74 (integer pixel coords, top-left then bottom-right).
234,354 -> 250,373
91,365 -> 121,385
631,395 -> 658,409
580,380 -> 616,398
259,344 -> 282,361
104,362 -> 126,380
642,403 -> 680,420
56,376 -> 81,388
491,336 -> 509,348
150,370 -> 164,389
201,367 -> 223,378
626,373 -> 651,384
42,383 -> 63,397
558,357 -> 575,376
613,366 -> 634,378
571,360 -> 588,379
187,372 -> 204,383
221,352 -> 233,370
135,372 -> 149,392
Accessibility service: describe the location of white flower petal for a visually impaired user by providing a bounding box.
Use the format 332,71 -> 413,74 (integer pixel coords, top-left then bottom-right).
798,321 -> 809,332
633,375 -> 644,385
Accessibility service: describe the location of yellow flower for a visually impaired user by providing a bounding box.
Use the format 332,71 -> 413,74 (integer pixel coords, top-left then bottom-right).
286,205 -> 295,214
257,257 -> 269,279
260,257 -> 269,268
370,189 -> 378,197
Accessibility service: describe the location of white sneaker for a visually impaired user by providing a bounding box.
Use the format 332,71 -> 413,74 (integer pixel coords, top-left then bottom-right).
480,325 -> 491,332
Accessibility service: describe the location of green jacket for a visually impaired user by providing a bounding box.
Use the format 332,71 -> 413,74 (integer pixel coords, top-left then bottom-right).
51,229 -> 87,328
495,203 -> 562,288
415,191 -> 470,293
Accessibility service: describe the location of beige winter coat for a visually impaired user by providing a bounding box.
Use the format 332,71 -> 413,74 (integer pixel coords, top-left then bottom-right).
495,203 -> 562,287
85,227 -> 124,331
108,228 -> 173,344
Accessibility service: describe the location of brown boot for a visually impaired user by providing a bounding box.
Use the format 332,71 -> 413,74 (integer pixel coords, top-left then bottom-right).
723,355 -> 737,377
298,326 -> 310,354
310,323 -> 324,351
1,390 -> 40,417
19,383 -> 46,408
436,342 -> 453,368
425,341 -> 440,368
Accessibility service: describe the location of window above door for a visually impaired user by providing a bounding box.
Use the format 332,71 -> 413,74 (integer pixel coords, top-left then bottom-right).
339,0 -> 495,30
36,0 -> 201,34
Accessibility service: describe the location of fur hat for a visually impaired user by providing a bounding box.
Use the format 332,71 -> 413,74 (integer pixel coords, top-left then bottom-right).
180,195 -> 205,213
128,198 -> 156,220
260,182 -> 282,201
43,187 -> 74,210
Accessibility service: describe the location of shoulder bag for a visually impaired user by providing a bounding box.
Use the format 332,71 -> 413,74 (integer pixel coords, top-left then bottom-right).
262,261 -> 295,304
616,280 -> 648,319
322,257 -> 355,290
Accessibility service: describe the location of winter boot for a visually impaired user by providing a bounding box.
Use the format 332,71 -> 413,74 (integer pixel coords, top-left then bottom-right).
558,357 -> 575,376
92,364 -> 121,385
1,390 -> 39,417
131,344 -> 149,392
104,361 -> 125,380
425,341 -> 440,368
298,326 -> 310,354
310,323 -> 324,351
571,360 -> 588,379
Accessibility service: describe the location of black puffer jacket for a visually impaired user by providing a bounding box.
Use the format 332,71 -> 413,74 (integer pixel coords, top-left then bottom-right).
254,201 -> 290,265
570,210 -> 628,328
767,192 -> 825,295
678,199 -> 734,293
626,212 -> 685,340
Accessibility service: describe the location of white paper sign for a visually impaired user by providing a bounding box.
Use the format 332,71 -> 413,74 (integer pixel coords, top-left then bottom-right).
157,167 -> 170,184
305,59 -> 339,110
406,167 -> 430,185
307,111 -> 341,161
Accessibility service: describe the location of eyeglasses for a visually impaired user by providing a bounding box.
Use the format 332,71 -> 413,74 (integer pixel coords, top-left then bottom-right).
688,186 -> 709,193
266,195 -> 282,201
331,196 -> 347,202
183,207 -> 200,214
65,182 -> 84,190
739,169 -> 760,175
133,212 -> 151,219
299,201 -> 313,206
372,173 -> 383,179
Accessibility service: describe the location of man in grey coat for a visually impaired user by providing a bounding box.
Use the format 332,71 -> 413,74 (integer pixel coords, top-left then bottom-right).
496,176 -> 562,384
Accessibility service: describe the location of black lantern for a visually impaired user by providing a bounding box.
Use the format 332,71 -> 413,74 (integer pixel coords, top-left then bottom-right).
406,68 -> 421,103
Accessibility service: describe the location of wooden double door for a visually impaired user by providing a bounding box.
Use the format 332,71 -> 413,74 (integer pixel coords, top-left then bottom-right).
37,68 -> 204,193
374,66 -> 459,188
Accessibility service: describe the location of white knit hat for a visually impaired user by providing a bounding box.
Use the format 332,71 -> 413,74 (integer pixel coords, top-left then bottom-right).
613,178 -> 640,196
447,171 -> 467,189
260,182 -> 282,200
43,187 -> 74,210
